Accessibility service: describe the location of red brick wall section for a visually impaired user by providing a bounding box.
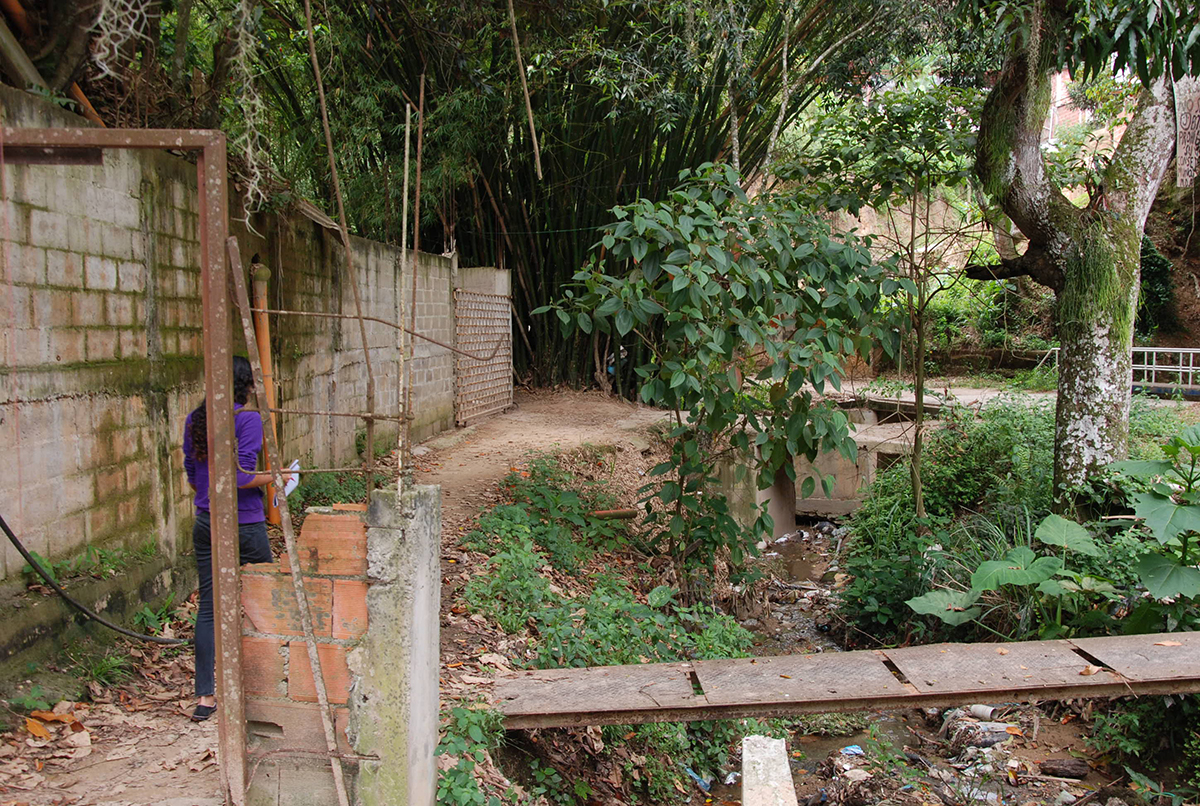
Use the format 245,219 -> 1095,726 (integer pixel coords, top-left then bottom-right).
241,507 -> 368,757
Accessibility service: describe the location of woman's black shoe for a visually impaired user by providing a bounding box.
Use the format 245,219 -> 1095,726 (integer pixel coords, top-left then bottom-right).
191,704 -> 217,722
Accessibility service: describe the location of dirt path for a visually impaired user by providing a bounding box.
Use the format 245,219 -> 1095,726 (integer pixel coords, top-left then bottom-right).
414,388 -> 668,529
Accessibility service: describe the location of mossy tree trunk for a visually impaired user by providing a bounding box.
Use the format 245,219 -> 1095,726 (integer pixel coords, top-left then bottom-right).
969,0 -> 1181,500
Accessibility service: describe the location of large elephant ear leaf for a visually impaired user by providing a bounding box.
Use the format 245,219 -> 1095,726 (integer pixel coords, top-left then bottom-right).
906,589 -> 982,626
1136,553 -> 1200,600
1034,514 -> 1101,556
971,546 -> 1063,591
1131,493 -> 1200,545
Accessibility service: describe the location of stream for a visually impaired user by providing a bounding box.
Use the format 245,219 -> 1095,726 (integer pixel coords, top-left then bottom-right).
705,520 -> 914,801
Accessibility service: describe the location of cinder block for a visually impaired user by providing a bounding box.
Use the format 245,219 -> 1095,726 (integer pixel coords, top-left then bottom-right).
331,579 -> 368,640
119,328 -> 147,358
286,641 -> 351,704
105,294 -> 134,326
29,209 -> 68,251
242,572 -> 333,637
242,636 -> 287,696
84,255 -> 118,290
95,466 -> 125,498
51,329 -> 85,363
118,261 -> 145,293
45,250 -> 82,287
72,292 -> 103,326
86,328 -> 118,361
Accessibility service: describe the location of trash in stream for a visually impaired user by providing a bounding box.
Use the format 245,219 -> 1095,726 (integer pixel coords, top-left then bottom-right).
723,771 -> 740,785
839,745 -> 864,756
684,766 -> 711,792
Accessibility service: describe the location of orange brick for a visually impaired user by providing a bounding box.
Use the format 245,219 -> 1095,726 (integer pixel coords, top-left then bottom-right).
330,502 -> 368,512
245,699 -> 351,755
242,573 -> 332,637
242,636 -> 286,696
331,579 -> 369,640
286,515 -> 367,576
287,642 -> 351,704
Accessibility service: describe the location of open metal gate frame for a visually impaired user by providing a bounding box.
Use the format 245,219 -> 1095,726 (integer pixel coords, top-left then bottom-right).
0,127 -> 247,804
453,288 -> 513,425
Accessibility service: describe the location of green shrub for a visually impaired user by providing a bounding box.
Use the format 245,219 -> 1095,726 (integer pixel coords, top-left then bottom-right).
535,577 -> 752,669
462,538 -> 554,633
1087,696 -> 1199,769
436,705 -> 507,806
288,471 -> 386,510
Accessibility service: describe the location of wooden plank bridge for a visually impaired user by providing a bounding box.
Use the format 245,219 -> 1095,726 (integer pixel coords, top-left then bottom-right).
495,632 -> 1200,729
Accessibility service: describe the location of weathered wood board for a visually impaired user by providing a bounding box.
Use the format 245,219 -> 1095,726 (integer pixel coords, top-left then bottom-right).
495,632 -> 1200,729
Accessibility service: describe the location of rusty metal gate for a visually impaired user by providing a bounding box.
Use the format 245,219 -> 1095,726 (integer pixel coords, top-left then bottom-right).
454,289 -> 513,425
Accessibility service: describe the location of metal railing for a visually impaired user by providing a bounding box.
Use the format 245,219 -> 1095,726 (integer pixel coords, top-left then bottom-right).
1131,347 -> 1200,391
1042,347 -> 1200,392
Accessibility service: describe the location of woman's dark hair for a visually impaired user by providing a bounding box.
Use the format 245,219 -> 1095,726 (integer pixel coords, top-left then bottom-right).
188,356 -> 255,463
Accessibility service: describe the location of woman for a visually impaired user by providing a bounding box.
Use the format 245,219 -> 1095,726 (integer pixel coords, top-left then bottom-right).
182,356 -> 280,722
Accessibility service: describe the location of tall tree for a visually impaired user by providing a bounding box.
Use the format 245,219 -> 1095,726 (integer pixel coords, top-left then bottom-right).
965,0 -> 1199,498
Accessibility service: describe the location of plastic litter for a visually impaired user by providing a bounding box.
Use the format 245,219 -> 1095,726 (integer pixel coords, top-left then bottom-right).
724,771 -> 740,785
684,767 -> 711,792
840,745 -> 865,756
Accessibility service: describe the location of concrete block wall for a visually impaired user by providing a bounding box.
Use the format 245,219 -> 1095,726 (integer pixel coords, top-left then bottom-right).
0,86 -> 506,589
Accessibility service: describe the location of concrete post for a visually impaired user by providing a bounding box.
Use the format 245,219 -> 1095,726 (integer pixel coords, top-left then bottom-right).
741,735 -> 799,806
354,483 -> 441,806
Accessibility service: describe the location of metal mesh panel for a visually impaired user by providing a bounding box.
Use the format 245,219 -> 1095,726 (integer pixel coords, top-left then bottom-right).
454,289 -> 513,425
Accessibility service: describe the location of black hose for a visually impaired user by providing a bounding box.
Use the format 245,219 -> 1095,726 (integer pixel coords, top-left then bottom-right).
0,513 -> 187,646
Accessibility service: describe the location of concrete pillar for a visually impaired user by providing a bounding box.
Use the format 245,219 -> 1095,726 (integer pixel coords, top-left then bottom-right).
354,483 -> 441,806
741,735 -> 799,806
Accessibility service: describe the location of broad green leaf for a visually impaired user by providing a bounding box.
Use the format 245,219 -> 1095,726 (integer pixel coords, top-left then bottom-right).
647,585 -> 675,608
1130,493 -> 1200,544
971,546 -> 1063,591
1136,552 -> 1200,599
576,312 -> 593,334
1107,459 -> 1175,478
614,309 -> 635,336
800,475 -> 815,499
1034,514 -> 1101,557
906,589 -> 982,626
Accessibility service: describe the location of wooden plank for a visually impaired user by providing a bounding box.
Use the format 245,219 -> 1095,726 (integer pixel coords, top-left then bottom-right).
1071,633 -> 1200,683
495,662 -> 703,723
495,633 -> 1200,729
693,653 -> 909,707
882,640 -> 1121,697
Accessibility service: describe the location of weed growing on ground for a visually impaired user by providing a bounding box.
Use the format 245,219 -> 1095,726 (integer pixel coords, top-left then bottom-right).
21,541 -> 158,587
840,396 -> 1194,645
6,685 -> 53,712
454,452 -> 782,803
436,704 -> 507,806
132,592 -> 177,635
66,647 -> 133,686
287,471 -> 386,509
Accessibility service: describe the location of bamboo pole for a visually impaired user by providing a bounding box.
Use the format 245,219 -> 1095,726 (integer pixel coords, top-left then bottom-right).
251,261 -> 281,524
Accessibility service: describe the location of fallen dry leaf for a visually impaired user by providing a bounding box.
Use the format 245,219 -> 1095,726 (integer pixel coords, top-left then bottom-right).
23,719 -> 50,741
29,711 -> 74,724
996,648 -> 1010,655
1006,726 -> 1024,736
1079,664 -> 1102,676
1154,640 -> 1182,647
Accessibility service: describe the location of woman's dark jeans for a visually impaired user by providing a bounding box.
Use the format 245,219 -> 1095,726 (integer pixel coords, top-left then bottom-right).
193,511 -> 272,698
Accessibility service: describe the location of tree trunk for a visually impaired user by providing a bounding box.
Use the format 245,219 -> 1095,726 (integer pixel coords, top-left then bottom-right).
1052,221 -> 1140,493
973,1 -> 1180,498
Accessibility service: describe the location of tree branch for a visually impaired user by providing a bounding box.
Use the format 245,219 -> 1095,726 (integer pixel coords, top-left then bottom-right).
1102,77 -> 1180,230
974,5 -> 1079,248
964,246 -> 1063,292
